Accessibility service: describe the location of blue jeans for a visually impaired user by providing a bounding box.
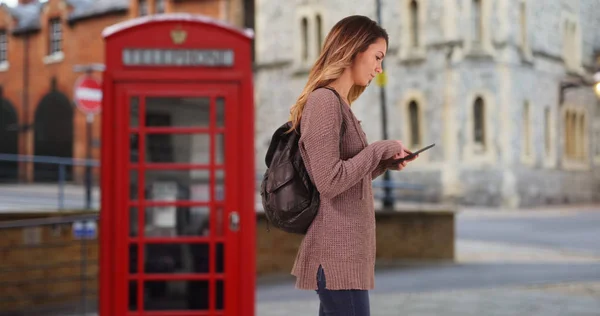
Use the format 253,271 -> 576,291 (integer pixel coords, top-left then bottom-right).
315,265 -> 370,316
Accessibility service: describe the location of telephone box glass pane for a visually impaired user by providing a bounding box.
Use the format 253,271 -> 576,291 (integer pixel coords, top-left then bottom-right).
215,134 -> 225,164
130,206 -> 210,237
216,206 -> 224,236
215,170 -> 224,201
145,134 -> 210,164
129,207 -> 138,237
216,97 -> 225,127
128,280 -> 138,311
216,242 -> 225,273
216,280 -> 224,310
146,97 -> 210,127
144,243 -> 211,274
130,97 -> 139,127
142,280 -> 223,311
130,170 -> 139,200
130,134 -> 139,163
145,170 -> 210,201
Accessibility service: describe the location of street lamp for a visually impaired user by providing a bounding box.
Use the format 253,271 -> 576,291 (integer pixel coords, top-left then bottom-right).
374,0 -> 394,210
594,72 -> 600,97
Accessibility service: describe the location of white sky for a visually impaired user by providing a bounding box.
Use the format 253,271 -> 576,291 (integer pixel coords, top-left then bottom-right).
1,0 -> 17,7
2,0 -> 48,7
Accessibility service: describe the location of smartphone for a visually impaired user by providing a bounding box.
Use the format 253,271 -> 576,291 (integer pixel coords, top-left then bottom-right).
391,143 -> 435,164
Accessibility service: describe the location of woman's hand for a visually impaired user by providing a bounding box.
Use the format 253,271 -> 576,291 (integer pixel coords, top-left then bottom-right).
388,142 -> 418,171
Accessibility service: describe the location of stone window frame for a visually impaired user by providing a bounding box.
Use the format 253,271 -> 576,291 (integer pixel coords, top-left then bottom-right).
595,100 -> 600,165
43,17 -> 64,65
399,0 -> 426,62
399,90 -> 431,166
518,0 -> 533,62
520,99 -> 535,166
561,105 -> 589,170
156,0 -> 166,14
400,91 -> 426,149
139,0 -> 149,16
294,7 -> 326,73
543,106 -> 557,168
463,91 -> 496,165
561,12 -> 583,74
462,0 -> 495,58
48,18 -> 62,55
0,28 -> 8,72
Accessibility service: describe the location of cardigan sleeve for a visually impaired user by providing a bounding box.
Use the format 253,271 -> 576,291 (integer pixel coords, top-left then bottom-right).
371,160 -> 389,180
299,89 -> 403,198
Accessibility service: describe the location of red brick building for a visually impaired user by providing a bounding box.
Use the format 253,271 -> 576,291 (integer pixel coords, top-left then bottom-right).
0,0 -> 253,182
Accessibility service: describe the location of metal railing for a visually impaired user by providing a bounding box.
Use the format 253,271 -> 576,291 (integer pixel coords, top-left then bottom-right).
0,154 -> 100,211
255,172 -> 426,203
0,213 -> 99,316
0,153 -> 425,213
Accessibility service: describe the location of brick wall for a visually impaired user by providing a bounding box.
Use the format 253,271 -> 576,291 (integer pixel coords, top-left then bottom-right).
0,217 -> 99,313
0,0 -> 243,183
0,209 -> 455,312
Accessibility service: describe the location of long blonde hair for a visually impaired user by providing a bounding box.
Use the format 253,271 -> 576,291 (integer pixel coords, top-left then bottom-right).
288,15 -> 389,133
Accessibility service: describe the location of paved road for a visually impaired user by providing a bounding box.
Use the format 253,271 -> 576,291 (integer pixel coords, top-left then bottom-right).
256,206 -> 600,315
258,262 -> 600,302
257,282 -> 600,316
258,207 -> 600,300
8,205 -> 600,316
457,207 -> 600,255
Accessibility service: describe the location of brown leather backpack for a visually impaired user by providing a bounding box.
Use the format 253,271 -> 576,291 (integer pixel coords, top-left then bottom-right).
260,87 -> 345,234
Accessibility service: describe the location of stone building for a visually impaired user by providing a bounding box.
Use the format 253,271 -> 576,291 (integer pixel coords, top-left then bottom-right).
254,0 -> 600,207
0,0 -> 253,182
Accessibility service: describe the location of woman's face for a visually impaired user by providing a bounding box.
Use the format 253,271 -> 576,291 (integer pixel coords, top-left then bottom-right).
351,37 -> 386,86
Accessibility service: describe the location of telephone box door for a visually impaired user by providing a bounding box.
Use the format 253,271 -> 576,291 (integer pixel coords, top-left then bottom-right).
114,82 -> 241,315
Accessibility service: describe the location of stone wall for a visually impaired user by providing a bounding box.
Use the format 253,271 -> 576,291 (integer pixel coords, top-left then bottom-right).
0,208 -> 455,312
254,0 -> 600,208
0,215 -> 98,313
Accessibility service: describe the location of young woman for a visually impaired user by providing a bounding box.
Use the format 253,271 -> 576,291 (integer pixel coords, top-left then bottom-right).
288,15 -> 418,315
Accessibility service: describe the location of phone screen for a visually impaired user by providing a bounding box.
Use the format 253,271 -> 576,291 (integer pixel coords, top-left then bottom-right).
392,143 -> 435,163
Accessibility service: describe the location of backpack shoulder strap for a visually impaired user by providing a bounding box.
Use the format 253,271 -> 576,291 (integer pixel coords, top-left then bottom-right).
322,86 -> 346,138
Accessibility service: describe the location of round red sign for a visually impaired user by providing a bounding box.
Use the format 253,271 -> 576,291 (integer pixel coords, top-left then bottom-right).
74,76 -> 102,114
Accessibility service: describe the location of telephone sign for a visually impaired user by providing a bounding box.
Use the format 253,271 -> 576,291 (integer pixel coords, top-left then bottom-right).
122,48 -> 235,67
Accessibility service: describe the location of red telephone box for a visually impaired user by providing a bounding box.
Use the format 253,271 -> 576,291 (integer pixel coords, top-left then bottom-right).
99,14 -> 255,315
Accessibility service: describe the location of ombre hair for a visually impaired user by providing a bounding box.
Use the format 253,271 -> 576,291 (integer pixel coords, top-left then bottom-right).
288,15 -> 388,133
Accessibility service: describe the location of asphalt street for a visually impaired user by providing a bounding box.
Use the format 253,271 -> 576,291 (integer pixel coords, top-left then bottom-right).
257,206 -> 600,302
457,208 -> 600,255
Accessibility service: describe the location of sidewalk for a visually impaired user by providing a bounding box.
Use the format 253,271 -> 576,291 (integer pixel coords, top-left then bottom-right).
456,239 -> 600,263
258,206 -> 600,315
457,203 -> 600,219
257,281 -> 600,316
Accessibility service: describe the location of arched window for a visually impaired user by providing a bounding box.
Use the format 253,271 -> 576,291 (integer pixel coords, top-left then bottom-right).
519,1 -> 527,50
408,100 -> 421,147
578,113 -> 585,158
301,17 -> 309,61
570,112 -> 577,157
473,97 -> 485,147
544,108 -> 551,156
0,97 -> 18,181
523,100 -> 531,156
410,0 -> 419,48
316,14 -> 323,54
156,0 -> 166,14
472,0 -> 483,45
0,30 -> 7,63
138,0 -> 148,16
